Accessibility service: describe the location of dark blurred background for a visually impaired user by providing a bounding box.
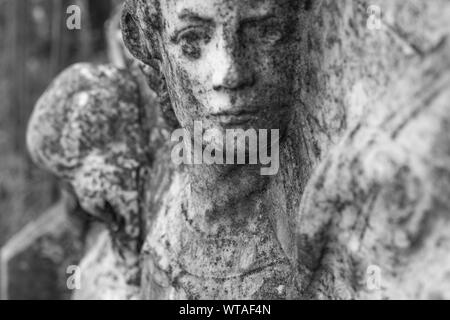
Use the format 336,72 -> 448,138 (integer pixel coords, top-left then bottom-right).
0,0 -> 122,254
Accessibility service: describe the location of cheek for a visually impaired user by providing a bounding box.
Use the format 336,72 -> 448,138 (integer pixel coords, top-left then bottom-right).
179,65 -> 209,101
175,58 -> 214,106
259,47 -> 293,83
250,60 -> 288,105
256,47 -> 296,102
164,53 -> 211,124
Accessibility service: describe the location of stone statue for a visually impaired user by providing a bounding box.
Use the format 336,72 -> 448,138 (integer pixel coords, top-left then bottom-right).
26,0 -> 450,300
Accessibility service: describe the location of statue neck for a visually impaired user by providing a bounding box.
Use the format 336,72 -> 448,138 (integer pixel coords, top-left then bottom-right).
183,163 -> 271,235
180,138 -> 300,267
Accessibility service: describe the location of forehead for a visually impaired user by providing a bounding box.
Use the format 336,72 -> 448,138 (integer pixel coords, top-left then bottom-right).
160,0 -> 290,21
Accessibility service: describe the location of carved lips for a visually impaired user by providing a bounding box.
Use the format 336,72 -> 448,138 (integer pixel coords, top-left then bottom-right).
211,109 -> 259,126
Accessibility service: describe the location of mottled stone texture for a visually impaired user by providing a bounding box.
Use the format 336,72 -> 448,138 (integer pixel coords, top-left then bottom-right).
26,63 -> 153,299
299,37 -> 450,300
26,0 -> 450,299
295,0 -> 450,299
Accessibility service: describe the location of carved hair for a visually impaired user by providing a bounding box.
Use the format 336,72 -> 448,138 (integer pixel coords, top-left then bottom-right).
121,0 -> 179,128
122,0 -> 161,61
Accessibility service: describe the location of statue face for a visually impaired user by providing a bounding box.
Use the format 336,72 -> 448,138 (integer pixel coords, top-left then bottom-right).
158,0 -> 299,146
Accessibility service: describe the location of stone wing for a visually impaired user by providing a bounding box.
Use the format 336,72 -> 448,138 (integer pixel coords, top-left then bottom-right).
27,63 -> 146,251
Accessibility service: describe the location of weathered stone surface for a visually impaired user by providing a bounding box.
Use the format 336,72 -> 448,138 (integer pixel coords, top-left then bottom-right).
299,38 -> 450,299
25,0 -> 450,299
27,63 -> 149,298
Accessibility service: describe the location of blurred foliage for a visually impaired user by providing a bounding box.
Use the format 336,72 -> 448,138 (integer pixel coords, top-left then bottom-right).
0,0 -> 121,246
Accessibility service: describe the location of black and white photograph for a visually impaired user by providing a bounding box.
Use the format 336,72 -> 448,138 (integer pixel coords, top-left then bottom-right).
0,0 -> 449,306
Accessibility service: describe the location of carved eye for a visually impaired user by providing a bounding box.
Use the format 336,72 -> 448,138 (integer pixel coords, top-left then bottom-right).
260,23 -> 284,42
176,27 -> 212,59
242,19 -> 286,45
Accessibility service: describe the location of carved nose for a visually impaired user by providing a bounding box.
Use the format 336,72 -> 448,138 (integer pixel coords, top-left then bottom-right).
212,42 -> 254,90
212,64 -> 254,90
